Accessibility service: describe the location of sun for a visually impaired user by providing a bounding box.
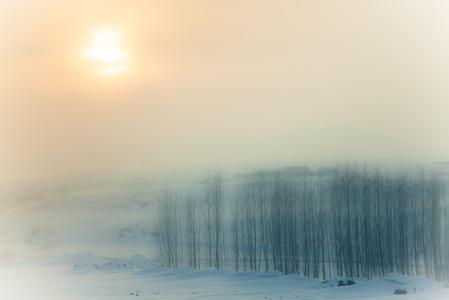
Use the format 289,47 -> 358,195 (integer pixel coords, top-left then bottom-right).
85,29 -> 127,75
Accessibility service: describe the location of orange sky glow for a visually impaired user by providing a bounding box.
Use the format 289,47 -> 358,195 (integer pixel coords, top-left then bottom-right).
1,0 -> 449,183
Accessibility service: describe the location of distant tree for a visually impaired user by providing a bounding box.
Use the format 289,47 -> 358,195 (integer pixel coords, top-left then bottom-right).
184,196 -> 199,268
154,166 -> 448,282
156,192 -> 179,268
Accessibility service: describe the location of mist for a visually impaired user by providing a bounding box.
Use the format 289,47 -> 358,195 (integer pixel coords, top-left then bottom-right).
1,1 -> 449,298
1,0 -> 449,185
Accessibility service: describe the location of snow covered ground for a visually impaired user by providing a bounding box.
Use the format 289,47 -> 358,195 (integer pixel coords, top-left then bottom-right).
1,172 -> 449,299
1,255 -> 448,300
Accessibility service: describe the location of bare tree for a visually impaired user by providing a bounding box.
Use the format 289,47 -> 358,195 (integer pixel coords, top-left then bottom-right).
185,196 -> 199,268
154,166 -> 448,282
156,192 -> 180,268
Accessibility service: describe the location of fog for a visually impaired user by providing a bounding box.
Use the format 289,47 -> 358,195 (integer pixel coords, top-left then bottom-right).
1,0 -> 449,264
3,4 -> 449,300
1,0 -> 449,185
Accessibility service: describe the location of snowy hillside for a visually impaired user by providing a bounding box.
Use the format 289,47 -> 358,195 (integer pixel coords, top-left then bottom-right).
1,255 -> 448,299
1,166 -> 449,299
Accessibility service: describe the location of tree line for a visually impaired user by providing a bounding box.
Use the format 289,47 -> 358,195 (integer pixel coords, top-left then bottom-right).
154,167 -> 449,281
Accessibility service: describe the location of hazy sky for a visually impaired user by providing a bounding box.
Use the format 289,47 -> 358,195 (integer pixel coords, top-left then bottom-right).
2,0 -> 449,182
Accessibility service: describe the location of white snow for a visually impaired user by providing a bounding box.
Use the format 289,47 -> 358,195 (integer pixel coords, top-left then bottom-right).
1,255 -> 448,299
1,171 -> 449,299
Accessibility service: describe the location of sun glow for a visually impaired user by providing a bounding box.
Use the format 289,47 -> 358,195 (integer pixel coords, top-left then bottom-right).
85,29 -> 127,75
